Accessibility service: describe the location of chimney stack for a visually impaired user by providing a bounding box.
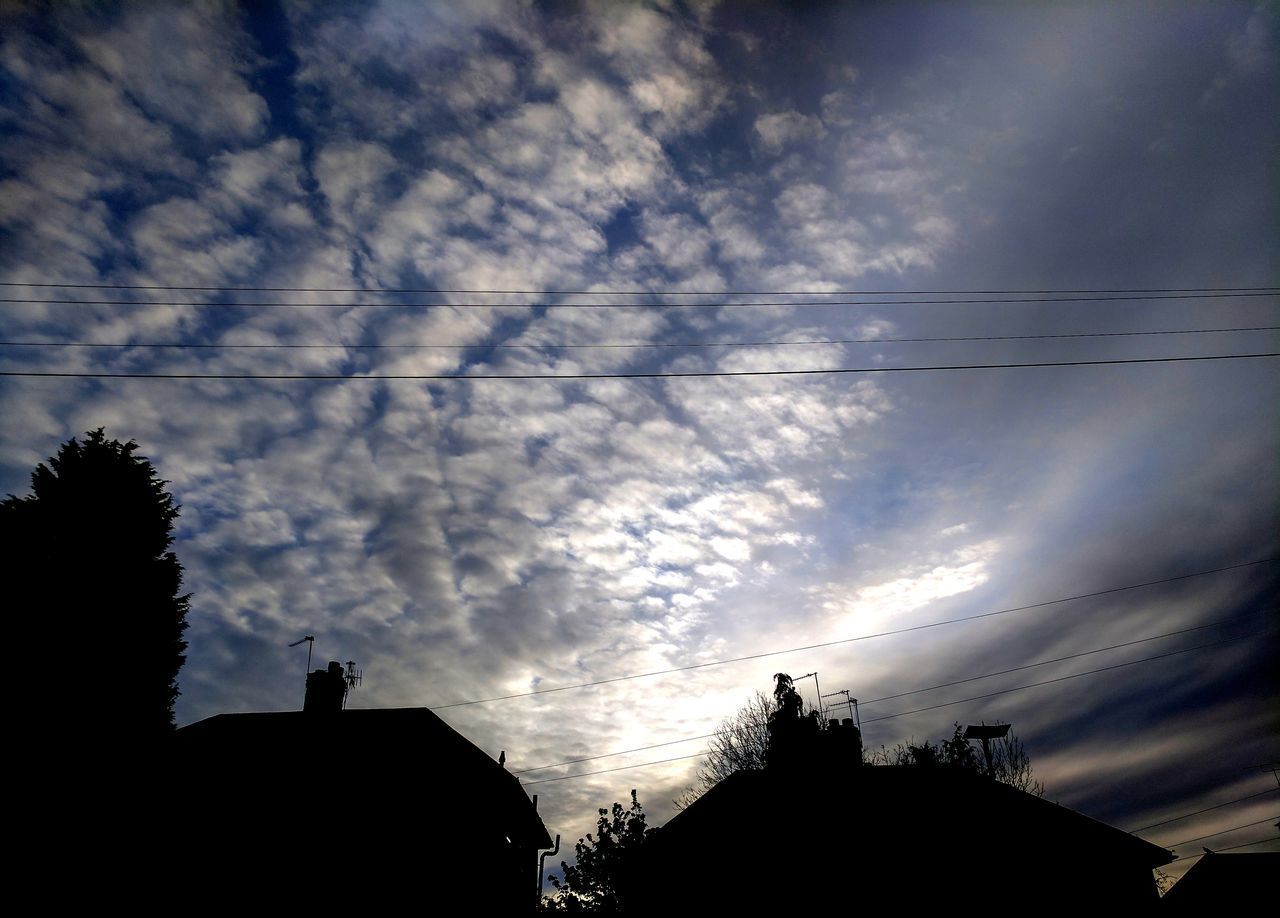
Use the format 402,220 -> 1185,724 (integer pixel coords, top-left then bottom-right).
827,717 -> 863,764
304,660 -> 348,714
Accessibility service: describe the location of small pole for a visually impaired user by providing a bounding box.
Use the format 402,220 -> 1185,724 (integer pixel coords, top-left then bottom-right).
795,672 -> 822,721
962,723 -> 1010,778
288,635 -> 315,676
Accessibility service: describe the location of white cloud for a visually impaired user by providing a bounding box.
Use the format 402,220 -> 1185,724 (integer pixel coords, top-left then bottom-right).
3,0 -> 1274,874
74,5 -> 267,142
755,111 -> 826,154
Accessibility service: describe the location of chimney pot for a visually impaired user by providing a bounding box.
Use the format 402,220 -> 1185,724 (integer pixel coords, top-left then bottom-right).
304,660 -> 348,714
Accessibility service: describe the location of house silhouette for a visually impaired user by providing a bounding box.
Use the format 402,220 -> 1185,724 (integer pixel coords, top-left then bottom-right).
636,721 -> 1173,909
1161,850 -> 1280,911
169,662 -> 552,911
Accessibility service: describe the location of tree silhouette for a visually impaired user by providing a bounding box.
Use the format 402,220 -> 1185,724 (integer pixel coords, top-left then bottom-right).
678,678 -> 1044,809
868,722 -> 1045,796
765,671 -> 823,766
676,674 -> 826,809
1,429 -> 189,738
544,789 -> 648,912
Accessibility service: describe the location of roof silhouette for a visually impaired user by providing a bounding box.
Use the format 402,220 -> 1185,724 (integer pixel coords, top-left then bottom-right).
639,764 -> 1172,909
176,705 -> 551,849
168,704 -> 551,910
1162,850 -> 1280,910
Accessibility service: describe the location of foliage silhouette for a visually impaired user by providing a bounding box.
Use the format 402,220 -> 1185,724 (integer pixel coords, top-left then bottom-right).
868,722 -> 1045,795
765,671 -> 823,765
1,428 -> 189,738
544,789 -> 647,912
676,674 -> 828,809
678,676 -> 1043,808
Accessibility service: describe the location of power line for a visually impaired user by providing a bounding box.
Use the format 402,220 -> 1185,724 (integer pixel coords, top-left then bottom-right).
4,292 -> 1279,308
425,558 -> 1275,710
520,632 -> 1263,785
514,735 -> 716,776
3,281 -> 1277,295
4,352 -> 1277,380
1166,816 -> 1280,850
858,632 -> 1261,725
1131,788 -> 1280,833
4,325 -> 1276,351
523,751 -> 708,785
1171,836 -> 1280,861
856,619 -> 1249,706
511,617 -> 1251,775
509,617 -> 1249,773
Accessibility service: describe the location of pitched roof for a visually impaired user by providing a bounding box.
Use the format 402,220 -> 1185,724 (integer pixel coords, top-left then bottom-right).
1162,850 -> 1280,908
653,764 -> 1171,867
175,707 -> 551,848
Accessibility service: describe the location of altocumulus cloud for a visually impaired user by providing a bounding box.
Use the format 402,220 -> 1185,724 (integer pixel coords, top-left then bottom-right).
1,0 -> 1277,879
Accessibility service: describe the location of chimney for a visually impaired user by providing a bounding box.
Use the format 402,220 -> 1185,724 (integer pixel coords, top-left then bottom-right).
304,660 -> 348,714
828,717 -> 864,764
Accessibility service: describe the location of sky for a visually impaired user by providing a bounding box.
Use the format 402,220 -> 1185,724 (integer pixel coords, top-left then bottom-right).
1,0 -> 1277,888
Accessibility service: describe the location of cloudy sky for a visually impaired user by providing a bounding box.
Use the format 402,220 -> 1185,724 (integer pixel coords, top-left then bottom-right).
2,0 -> 1277,885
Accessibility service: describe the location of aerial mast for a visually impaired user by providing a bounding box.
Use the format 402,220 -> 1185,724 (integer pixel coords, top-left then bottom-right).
288,635 -> 315,675
963,722 -> 1011,777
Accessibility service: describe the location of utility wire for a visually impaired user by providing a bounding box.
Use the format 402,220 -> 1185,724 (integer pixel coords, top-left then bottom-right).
1172,834 -> 1274,855
1131,788 -> 1280,833
1171,836 -> 1280,861
523,752 -> 708,785
4,352 -> 1278,380
858,632 -> 1261,726
1166,816 -> 1280,850
4,325 -> 1276,351
520,632 -> 1264,785
514,736 -> 715,776
511,617 -> 1250,775
4,292 -> 1279,308
3,282 -> 1277,295
522,633 -> 1264,784
854,618 -> 1249,706
426,558 -> 1275,710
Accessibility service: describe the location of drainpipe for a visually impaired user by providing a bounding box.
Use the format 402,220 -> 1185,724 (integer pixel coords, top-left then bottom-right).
537,834 -> 561,910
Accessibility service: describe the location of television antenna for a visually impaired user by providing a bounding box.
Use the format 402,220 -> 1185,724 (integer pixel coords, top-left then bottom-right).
792,671 -> 823,719
821,689 -> 860,730
343,660 -> 363,708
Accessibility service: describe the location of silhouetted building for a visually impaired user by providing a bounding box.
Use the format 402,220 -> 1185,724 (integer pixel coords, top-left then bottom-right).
166,664 -> 551,911
637,726 -> 1172,909
1161,850 -> 1280,911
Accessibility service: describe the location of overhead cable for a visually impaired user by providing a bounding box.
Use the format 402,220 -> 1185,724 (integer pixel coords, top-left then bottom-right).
1171,836 -> 1280,861
4,324 -> 1276,351
2,281 -> 1276,296
4,291 -> 1279,308
520,632 -> 1265,786
1166,816 -> 1280,850
426,558 -> 1276,710
511,616 -> 1254,774
4,352 -> 1278,380
1130,788 -> 1280,834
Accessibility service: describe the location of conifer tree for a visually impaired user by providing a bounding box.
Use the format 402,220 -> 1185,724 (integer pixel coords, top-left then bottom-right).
1,429 -> 189,738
